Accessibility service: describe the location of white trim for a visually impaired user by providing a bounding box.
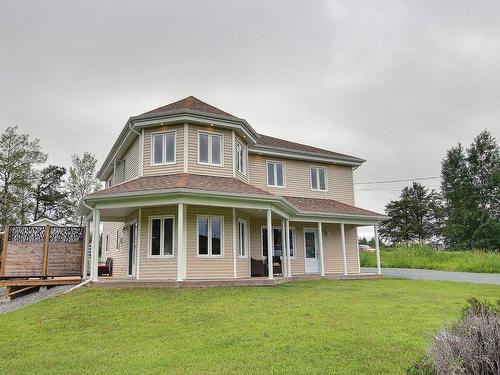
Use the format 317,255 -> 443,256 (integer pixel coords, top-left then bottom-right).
196,130 -> 224,167
303,227 -> 320,274
266,160 -> 286,188
266,209 -> 273,279
139,129 -> 144,176
237,218 -> 248,258
318,222 -> 325,276
375,224 -> 382,275
183,123 -> 189,173
355,227 -> 360,273
104,234 -> 109,254
147,215 -> 175,258
136,208 -> 142,279
150,129 -> 177,166
177,203 -> 184,281
115,229 -> 120,250
340,223 -> 348,275
281,219 -> 287,276
232,208 -> 237,277
232,130 -> 236,178
126,218 -> 138,277
235,139 -> 247,176
285,219 -> 291,276
196,214 -> 225,257
310,165 -> 328,192
90,209 -> 100,281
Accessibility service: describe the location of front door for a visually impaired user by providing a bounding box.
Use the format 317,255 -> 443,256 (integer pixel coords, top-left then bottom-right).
304,229 -> 320,273
128,222 -> 137,277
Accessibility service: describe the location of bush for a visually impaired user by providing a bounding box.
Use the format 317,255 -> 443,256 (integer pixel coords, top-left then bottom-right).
407,298 -> 500,375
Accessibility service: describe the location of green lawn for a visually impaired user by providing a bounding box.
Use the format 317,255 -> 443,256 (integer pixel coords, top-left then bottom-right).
361,246 -> 500,273
1,280 -> 499,374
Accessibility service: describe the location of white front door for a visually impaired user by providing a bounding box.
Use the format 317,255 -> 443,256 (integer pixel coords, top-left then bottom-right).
304,229 -> 320,273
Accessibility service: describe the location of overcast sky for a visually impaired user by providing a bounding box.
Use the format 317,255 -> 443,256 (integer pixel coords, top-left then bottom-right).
1,0 -> 499,236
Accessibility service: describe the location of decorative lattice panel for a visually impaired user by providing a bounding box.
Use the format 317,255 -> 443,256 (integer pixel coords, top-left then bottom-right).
8,226 -> 46,242
49,227 -> 85,243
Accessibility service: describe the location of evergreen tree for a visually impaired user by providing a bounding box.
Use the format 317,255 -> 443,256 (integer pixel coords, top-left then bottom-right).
441,130 -> 499,250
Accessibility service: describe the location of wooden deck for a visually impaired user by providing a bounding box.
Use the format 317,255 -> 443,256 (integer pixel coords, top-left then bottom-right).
0,276 -> 82,288
92,273 -> 382,288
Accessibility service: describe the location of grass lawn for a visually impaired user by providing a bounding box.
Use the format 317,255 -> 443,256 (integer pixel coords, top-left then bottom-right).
361,246 -> 500,273
1,279 -> 499,374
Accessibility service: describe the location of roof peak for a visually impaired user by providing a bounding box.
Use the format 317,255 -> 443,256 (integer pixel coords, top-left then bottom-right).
140,96 -> 237,118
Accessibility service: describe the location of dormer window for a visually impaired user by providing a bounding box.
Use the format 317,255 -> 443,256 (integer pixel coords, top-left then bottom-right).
198,131 -> 223,166
152,131 -> 176,165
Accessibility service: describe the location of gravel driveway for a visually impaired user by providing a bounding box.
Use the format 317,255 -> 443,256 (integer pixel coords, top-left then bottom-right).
362,267 -> 500,285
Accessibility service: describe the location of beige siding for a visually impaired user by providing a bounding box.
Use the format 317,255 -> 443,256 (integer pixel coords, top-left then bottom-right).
187,125 -> 233,178
322,223 -> 359,274
139,206 -> 178,279
124,137 -> 140,180
248,155 -> 355,205
186,205 -> 235,279
143,125 -> 184,176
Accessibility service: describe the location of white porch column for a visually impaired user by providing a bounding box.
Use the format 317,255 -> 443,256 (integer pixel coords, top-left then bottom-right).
177,203 -> 185,281
90,208 -> 100,281
281,219 -> 287,277
374,224 -> 382,275
318,222 -> 325,276
285,219 -> 291,277
233,208 -> 237,278
83,219 -> 90,279
266,209 -> 273,279
340,223 -> 348,275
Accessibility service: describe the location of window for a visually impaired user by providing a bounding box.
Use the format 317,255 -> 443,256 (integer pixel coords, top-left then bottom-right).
238,219 -> 247,257
236,141 -> 246,174
152,132 -> 176,165
262,227 -> 294,257
149,216 -> 174,257
310,166 -> 327,191
115,230 -> 120,250
266,161 -> 285,187
105,234 -> 109,254
198,132 -> 222,166
197,216 -> 223,256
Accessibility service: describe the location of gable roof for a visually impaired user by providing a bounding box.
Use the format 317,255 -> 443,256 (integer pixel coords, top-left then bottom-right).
140,96 -> 238,119
254,134 -> 365,164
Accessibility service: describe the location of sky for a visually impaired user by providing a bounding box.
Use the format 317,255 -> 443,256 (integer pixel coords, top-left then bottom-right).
1,1 -> 499,238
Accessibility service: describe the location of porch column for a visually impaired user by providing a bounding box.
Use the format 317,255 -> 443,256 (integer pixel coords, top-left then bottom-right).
340,223 -> 348,275
374,224 -> 382,275
266,209 -> 273,279
318,222 -> 325,276
177,203 -> 185,281
285,219 -> 291,277
233,208 -> 237,278
90,208 -> 100,281
281,219 -> 287,277
83,219 -> 90,279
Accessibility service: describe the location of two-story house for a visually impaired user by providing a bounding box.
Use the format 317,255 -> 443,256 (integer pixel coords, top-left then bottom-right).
81,96 -> 386,284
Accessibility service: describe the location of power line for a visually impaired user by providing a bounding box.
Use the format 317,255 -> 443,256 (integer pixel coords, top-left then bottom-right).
354,176 -> 440,185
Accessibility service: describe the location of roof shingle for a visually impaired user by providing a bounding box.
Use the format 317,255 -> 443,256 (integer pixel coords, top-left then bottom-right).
140,96 -> 237,118
283,196 -> 384,217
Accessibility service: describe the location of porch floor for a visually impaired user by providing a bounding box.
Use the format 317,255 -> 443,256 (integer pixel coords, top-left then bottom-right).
92,273 -> 382,288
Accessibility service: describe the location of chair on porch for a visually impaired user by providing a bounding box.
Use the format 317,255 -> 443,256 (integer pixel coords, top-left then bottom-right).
98,257 -> 113,276
272,256 -> 282,275
251,258 -> 266,277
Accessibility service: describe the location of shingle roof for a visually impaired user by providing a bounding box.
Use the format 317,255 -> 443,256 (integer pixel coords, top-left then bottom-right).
88,173 -> 273,197
283,196 -> 384,217
256,134 -> 363,162
140,96 -> 237,118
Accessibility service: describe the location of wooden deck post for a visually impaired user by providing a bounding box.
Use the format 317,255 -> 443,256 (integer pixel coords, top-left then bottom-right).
0,225 -> 8,276
42,225 -> 51,277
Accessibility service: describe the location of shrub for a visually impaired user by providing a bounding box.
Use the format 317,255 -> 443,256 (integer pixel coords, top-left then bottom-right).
407,298 -> 500,375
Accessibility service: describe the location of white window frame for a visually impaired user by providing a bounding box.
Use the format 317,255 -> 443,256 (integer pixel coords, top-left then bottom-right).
196,215 -> 224,257
266,160 -> 286,188
148,215 -> 175,258
115,230 -> 120,250
310,165 -> 328,192
260,226 -> 295,258
197,130 -> 224,167
105,234 -> 109,254
150,130 -> 176,166
235,141 -> 246,175
237,218 -> 248,258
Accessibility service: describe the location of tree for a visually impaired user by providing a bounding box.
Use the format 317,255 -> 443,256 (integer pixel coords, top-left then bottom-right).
0,126 -> 47,229
67,152 -> 101,225
379,182 -> 443,245
441,130 -> 499,250
32,165 -> 73,222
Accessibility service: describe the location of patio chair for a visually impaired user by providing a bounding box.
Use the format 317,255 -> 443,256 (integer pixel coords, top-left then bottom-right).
98,257 -> 113,276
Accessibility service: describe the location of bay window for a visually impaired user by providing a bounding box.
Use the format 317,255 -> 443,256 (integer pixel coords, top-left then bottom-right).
149,216 -> 174,257
152,131 -> 176,165
198,216 -> 223,256
199,132 -> 222,166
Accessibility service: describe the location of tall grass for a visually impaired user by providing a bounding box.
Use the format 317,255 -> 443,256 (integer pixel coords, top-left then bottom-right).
360,245 -> 500,273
